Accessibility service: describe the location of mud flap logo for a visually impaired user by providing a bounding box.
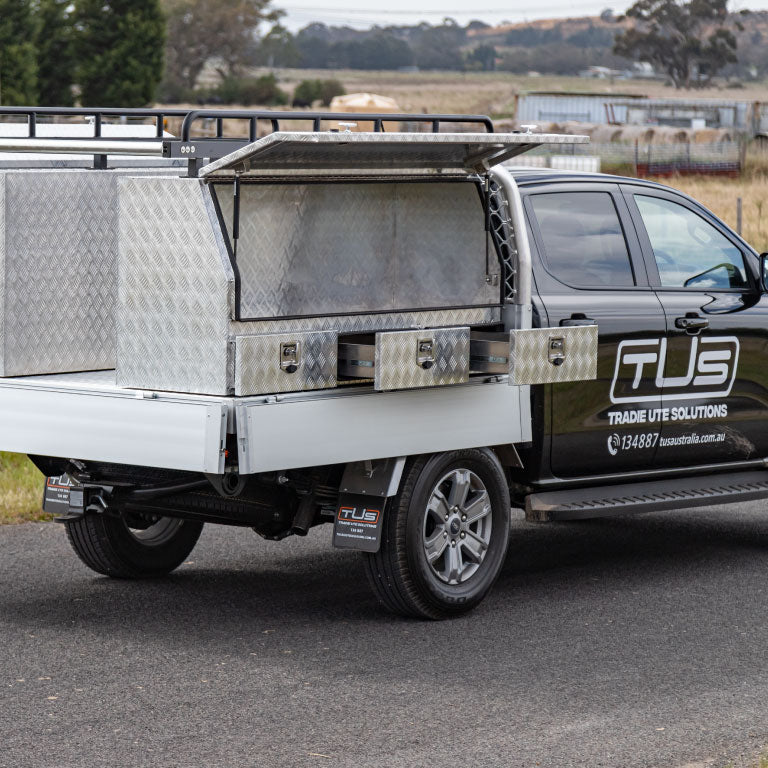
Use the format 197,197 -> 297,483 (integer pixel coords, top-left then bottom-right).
42,474 -> 74,513
332,493 -> 384,553
610,336 -> 739,404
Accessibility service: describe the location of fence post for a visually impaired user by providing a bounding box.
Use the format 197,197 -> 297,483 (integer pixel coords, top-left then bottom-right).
737,197 -> 743,236
634,139 -> 638,177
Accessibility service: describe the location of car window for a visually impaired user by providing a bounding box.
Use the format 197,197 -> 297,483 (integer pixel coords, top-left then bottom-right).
530,191 -> 635,287
634,195 -> 748,290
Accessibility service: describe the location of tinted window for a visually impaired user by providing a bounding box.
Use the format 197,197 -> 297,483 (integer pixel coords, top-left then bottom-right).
635,195 -> 747,290
530,191 -> 635,287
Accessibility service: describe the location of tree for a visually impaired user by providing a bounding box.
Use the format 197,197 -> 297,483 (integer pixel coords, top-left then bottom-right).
74,0 -> 165,106
256,24 -> 300,68
466,44 -> 497,71
613,0 -> 738,88
35,0 -> 75,106
296,32 -> 331,68
0,0 -> 38,105
413,23 -> 466,70
162,0 -> 282,92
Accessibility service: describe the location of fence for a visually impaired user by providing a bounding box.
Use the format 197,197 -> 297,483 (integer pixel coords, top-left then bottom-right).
514,141 -> 743,177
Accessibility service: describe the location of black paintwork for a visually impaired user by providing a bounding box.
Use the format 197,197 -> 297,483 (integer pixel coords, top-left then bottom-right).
512,169 -> 767,489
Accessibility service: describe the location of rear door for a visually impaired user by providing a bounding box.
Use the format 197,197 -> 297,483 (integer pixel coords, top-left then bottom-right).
524,182 -> 667,477
625,186 -> 768,466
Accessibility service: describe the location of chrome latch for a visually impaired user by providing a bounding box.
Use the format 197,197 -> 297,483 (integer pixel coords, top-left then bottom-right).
548,336 -> 565,366
417,337 -> 435,370
280,341 -> 300,374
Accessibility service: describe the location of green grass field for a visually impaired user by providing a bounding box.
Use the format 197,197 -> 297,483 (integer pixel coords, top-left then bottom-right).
0,453 -> 47,524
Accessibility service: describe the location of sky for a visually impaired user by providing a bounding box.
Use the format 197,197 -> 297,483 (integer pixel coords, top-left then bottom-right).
276,0 -> 768,31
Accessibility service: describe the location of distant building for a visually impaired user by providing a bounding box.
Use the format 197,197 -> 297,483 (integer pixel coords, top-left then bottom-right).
515,91 -> 646,124
516,91 -> 768,135
578,66 -> 624,79
606,98 -> 768,133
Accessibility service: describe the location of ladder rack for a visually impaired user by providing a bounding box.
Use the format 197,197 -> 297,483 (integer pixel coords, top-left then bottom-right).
0,106 -> 496,173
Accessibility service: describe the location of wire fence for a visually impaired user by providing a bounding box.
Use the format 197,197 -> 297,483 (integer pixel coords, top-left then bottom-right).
516,140 -> 743,177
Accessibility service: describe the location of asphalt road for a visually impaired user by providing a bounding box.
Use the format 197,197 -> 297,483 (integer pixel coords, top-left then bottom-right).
3,505 -> 768,768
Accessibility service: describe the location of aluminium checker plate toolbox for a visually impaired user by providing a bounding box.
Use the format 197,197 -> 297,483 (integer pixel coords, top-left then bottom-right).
235,324 -> 596,397
470,325 -> 598,385
234,330 -> 338,396
338,327 -> 471,391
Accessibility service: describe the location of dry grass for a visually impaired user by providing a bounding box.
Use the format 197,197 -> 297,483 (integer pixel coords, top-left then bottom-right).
0,453 -> 47,525
227,67 -> 768,118
650,146 -> 768,253
656,175 -> 768,252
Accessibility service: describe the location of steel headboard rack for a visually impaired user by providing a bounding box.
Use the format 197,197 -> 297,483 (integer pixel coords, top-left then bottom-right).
0,106 -> 191,169
0,106 -> 495,174
170,110 -> 495,175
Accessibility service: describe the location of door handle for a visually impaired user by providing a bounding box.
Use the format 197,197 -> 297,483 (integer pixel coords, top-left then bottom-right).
675,315 -> 709,333
560,314 -> 595,327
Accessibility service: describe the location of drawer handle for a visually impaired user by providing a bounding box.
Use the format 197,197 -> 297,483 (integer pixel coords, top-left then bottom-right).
280,341 -> 300,374
416,338 -> 436,370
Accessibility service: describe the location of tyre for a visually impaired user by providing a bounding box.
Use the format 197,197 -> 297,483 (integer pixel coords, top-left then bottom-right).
65,512 -> 203,578
364,449 -> 511,620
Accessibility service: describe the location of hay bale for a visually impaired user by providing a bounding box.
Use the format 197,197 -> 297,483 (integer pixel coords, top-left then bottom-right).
693,128 -> 734,143
616,125 -> 657,143
652,126 -> 690,143
590,124 -> 626,142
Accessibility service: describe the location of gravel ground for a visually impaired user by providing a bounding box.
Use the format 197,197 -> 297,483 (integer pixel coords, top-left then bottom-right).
2,504 -> 768,768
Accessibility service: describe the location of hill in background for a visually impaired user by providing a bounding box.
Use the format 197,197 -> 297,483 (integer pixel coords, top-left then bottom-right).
285,10 -> 768,82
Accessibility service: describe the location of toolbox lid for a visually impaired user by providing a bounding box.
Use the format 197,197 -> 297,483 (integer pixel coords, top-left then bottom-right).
199,130 -> 590,178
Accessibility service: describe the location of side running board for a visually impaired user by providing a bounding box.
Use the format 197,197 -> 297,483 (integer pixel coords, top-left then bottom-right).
525,470 -> 768,522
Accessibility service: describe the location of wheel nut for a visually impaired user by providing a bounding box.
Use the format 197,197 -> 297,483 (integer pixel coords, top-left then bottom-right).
461,514 -> 467,522
443,532 -> 448,538
460,532 -> 466,539
445,514 -> 449,521
451,540 -> 456,547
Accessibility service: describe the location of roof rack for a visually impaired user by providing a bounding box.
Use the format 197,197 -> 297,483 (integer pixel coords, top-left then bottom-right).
0,106 -> 496,173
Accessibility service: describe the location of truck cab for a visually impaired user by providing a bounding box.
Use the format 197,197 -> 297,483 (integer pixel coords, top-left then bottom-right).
516,169 -> 768,518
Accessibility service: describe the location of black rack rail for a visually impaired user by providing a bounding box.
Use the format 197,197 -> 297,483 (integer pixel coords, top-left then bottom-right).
0,106 -> 495,173
0,106 -> 190,139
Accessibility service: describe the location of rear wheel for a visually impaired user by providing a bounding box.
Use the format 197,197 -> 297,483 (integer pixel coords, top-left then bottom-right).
364,449 -> 511,620
65,512 -> 203,578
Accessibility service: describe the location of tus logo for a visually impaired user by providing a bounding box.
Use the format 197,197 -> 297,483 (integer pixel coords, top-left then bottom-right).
610,335 -> 739,404
337,506 -> 381,525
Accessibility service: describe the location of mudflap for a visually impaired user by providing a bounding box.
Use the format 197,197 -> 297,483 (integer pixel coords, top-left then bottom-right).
332,493 -> 386,553
43,475 -> 85,520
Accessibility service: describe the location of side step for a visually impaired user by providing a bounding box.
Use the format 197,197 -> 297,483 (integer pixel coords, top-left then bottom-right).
525,470 -> 768,522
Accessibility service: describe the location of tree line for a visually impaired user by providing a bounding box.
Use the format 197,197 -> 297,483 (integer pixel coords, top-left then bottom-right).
0,0 -> 759,108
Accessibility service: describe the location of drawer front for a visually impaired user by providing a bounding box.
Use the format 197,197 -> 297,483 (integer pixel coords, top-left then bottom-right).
509,325 -> 597,385
374,327 -> 470,391
235,331 -> 338,396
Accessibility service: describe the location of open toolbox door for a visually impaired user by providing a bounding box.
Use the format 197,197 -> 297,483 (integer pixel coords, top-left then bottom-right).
200,130 -> 589,178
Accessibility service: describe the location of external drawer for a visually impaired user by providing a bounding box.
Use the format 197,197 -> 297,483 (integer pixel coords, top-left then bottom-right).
470,326 -> 598,384
338,327 -> 471,391
509,325 -> 597,385
235,330 -> 338,396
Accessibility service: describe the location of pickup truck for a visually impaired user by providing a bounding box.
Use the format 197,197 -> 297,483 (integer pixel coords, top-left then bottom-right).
1,107 -> 765,620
